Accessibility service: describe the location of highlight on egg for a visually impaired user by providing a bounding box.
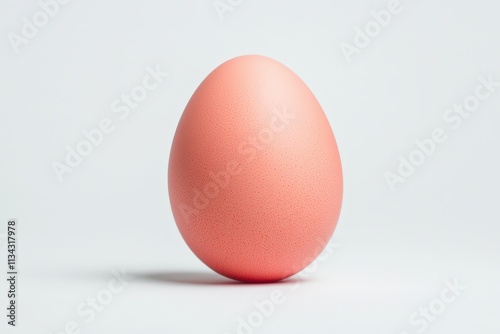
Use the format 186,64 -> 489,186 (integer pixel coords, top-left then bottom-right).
168,55 -> 343,283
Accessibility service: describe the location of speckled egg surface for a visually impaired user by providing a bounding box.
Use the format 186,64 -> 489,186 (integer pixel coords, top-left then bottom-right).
168,55 -> 342,283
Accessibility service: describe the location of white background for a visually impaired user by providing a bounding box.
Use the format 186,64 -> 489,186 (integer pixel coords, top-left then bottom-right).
1,0 -> 499,333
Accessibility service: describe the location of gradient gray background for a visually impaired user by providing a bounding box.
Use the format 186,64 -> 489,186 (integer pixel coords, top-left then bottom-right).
1,0 -> 499,333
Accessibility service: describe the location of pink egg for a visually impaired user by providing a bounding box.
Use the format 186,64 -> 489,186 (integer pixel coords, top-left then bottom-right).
168,55 -> 342,282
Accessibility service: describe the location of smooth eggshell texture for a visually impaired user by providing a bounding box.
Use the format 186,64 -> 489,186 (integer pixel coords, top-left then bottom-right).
168,55 -> 342,282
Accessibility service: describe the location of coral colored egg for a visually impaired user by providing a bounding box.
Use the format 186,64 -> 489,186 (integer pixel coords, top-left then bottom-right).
168,55 -> 342,283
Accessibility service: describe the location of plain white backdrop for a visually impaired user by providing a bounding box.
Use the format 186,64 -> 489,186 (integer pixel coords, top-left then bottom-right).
1,0 -> 499,333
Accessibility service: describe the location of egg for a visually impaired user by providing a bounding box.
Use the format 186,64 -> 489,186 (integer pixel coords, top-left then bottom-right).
168,55 -> 342,283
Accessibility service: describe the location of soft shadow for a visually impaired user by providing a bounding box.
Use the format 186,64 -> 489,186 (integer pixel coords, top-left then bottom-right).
131,270 -> 305,286
32,268 -> 308,286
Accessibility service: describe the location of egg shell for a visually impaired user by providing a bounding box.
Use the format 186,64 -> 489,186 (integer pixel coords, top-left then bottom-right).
168,55 -> 342,283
